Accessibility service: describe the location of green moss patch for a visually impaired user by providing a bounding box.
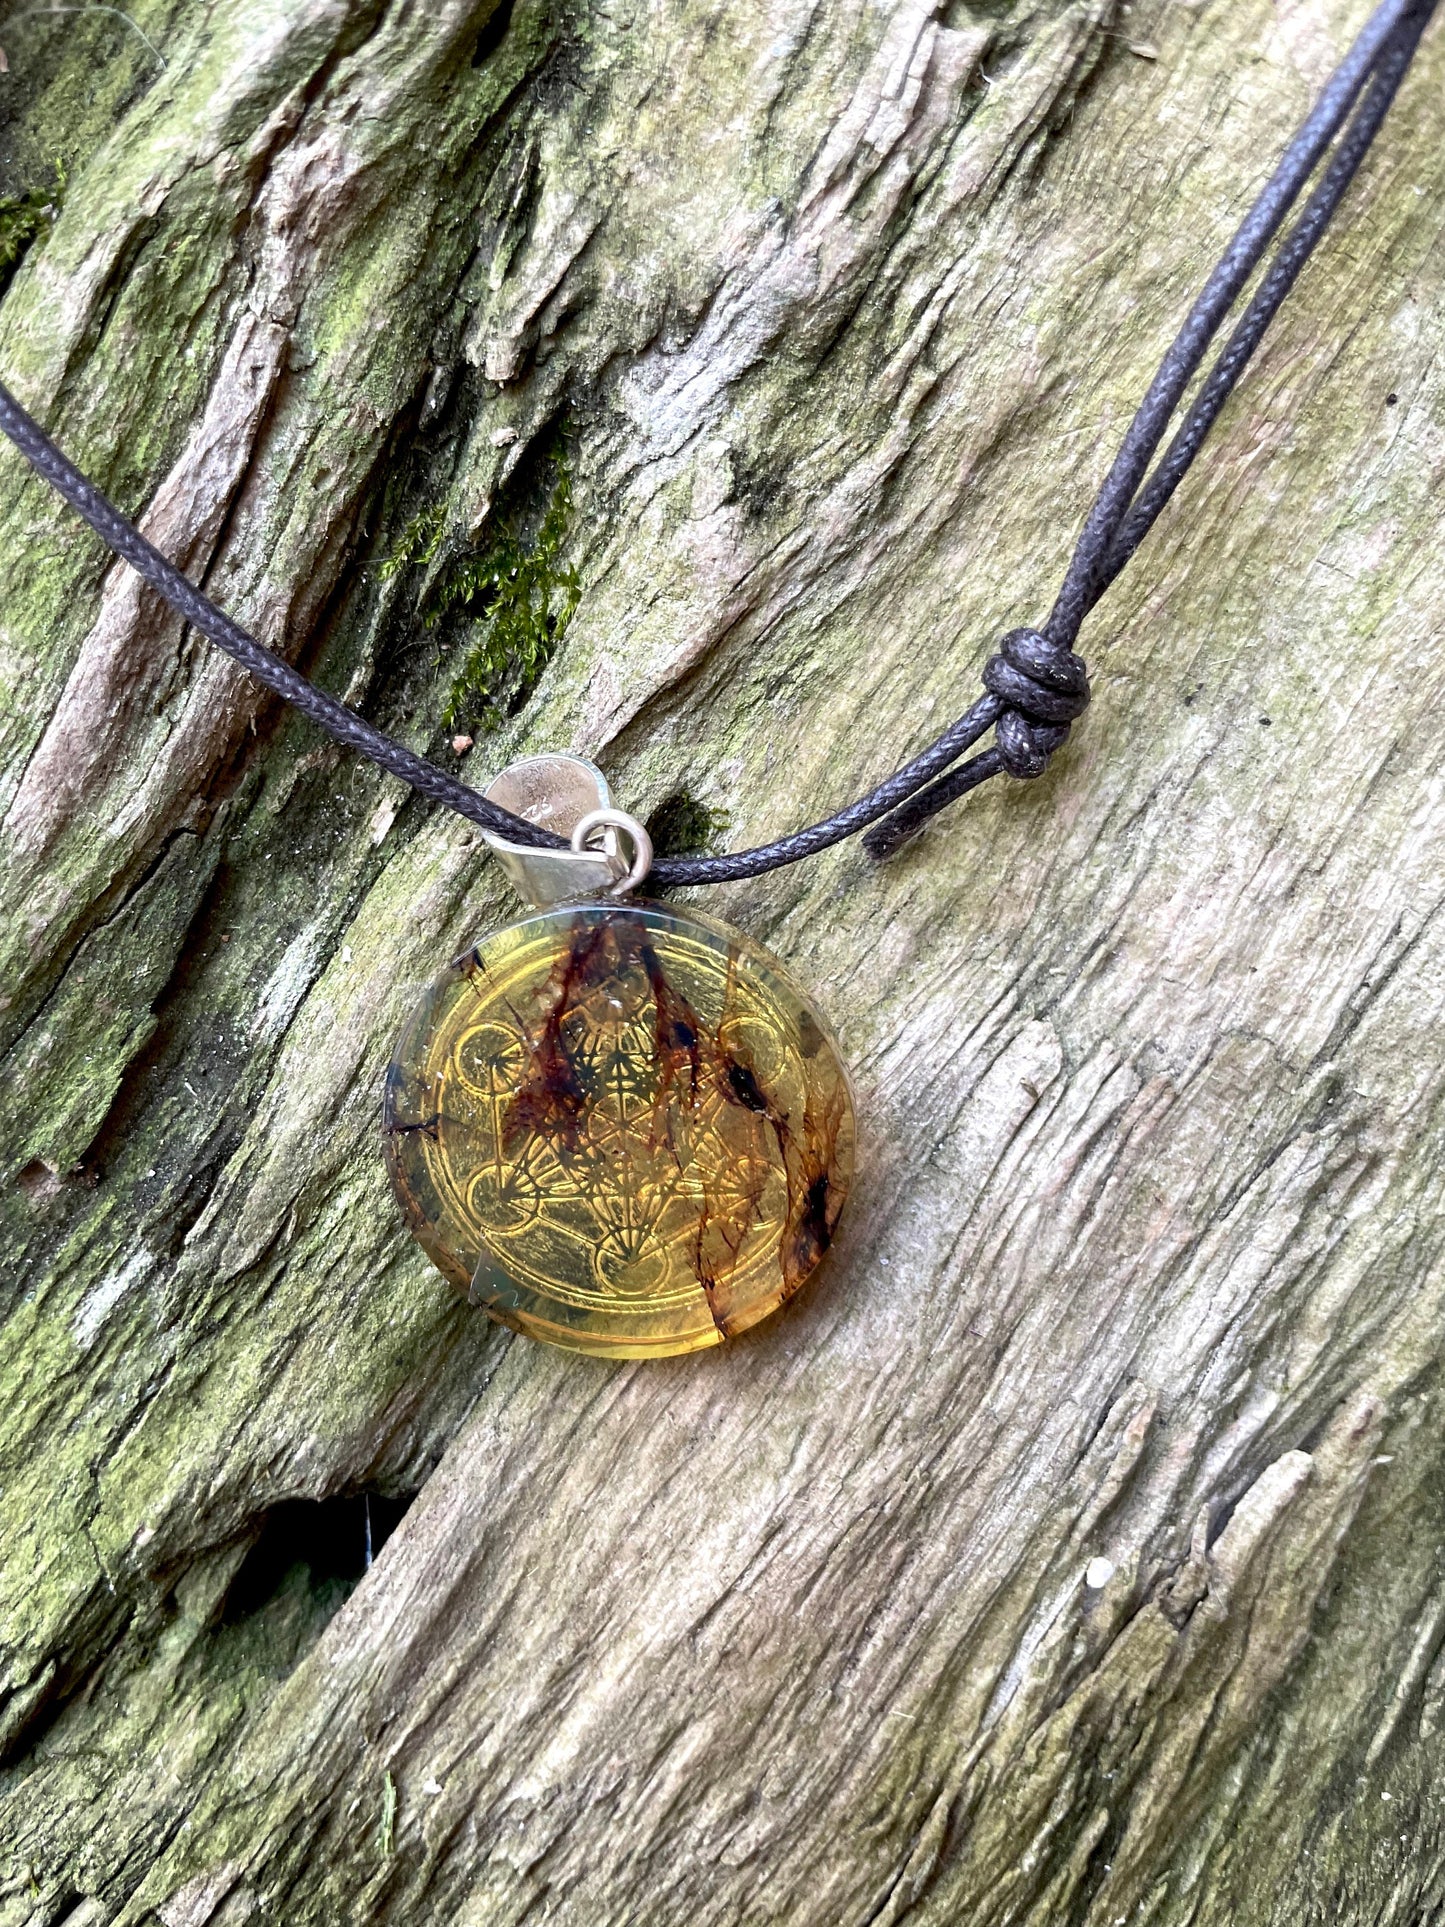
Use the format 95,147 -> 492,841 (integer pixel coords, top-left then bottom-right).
0,161 -> 65,294
382,446 -> 582,737
644,790 -> 732,858
436,450 -> 581,732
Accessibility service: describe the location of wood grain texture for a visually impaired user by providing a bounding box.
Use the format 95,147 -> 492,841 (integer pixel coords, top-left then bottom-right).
0,0 -> 1443,1921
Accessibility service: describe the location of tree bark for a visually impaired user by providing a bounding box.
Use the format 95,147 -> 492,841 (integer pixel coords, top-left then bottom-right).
0,0 -> 1443,1921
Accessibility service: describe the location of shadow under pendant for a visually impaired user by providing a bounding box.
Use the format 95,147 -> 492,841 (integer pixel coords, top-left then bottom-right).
383,899 -> 854,1357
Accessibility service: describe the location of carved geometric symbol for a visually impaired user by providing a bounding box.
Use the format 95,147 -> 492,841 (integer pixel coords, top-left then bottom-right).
383,900 -> 855,1358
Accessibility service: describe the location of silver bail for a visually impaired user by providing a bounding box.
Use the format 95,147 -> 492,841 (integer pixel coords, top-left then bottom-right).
482,754 -> 634,907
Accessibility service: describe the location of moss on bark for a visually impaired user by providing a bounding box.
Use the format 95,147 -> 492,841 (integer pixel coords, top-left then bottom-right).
0,1 -> 1443,1922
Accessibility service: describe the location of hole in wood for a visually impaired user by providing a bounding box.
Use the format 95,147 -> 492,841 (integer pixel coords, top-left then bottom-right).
222,1493 -> 415,1624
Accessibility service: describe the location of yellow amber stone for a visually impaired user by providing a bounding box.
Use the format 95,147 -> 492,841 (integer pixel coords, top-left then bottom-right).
383,899 -> 854,1357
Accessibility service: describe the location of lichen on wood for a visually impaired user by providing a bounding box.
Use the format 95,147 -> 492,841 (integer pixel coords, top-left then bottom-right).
0,0 -> 1443,1923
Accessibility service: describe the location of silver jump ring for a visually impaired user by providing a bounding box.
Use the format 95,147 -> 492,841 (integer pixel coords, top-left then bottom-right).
570,807 -> 653,897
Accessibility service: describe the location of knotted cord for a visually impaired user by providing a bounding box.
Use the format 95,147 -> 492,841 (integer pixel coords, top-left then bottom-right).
0,0 -> 1435,886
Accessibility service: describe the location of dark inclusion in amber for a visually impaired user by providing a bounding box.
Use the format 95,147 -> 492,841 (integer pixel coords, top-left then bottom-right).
383,900 -> 854,1357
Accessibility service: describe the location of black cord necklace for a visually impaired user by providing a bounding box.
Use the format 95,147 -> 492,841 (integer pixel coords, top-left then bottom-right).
0,0 -> 1435,1357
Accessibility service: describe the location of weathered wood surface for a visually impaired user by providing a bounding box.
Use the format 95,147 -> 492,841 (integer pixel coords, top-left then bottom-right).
0,0 -> 1442,1921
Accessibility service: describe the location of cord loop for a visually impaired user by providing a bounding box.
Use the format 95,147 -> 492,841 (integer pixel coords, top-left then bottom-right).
0,0 -> 1432,887
983,628 -> 1090,780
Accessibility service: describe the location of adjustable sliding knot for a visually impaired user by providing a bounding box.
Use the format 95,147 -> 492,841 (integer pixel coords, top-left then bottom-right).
858,625 -> 1093,861
0,0 -> 1428,894
983,627 -> 1090,779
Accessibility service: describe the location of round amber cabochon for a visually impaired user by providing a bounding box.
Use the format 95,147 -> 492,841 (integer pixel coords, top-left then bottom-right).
383,899 -> 854,1358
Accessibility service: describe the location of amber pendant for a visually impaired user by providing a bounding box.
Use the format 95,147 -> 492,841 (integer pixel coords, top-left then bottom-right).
383,760 -> 854,1357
